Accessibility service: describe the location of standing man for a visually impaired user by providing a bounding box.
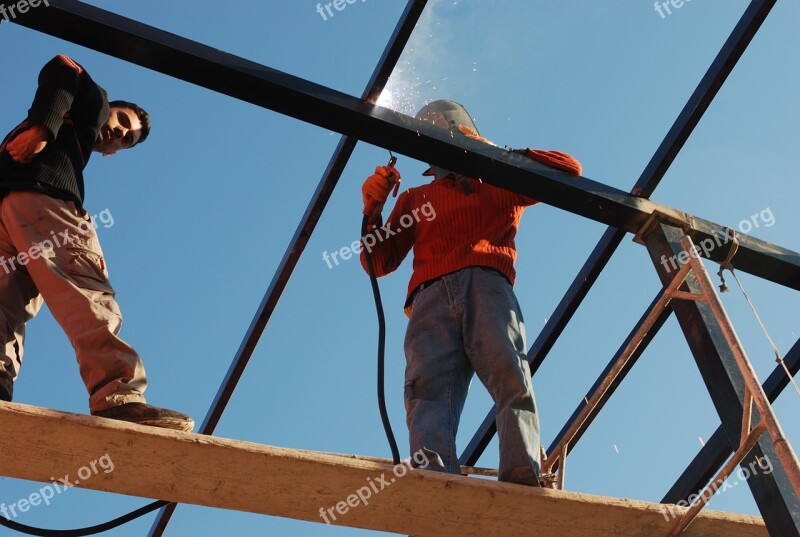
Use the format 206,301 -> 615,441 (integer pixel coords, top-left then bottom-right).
0,54 -> 194,431
360,100 -> 582,485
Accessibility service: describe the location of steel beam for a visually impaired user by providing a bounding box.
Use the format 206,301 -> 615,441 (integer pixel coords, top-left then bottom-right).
13,2 -> 799,526
459,0 -> 779,467
643,222 -> 800,537
663,337 -> 800,504
11,1 -> 800,292
144,1 -> 429,536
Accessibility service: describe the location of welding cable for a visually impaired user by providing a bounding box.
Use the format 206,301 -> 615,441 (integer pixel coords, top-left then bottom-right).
361,214 -> 402,465
0,500 -> 169,536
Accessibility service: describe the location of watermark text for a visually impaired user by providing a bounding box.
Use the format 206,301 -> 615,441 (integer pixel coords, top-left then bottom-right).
316,0 -> 367,22
1,453 -> 114,521
319,450 -> 430,524
654,0 -> 694,19
0,208 -> 115,275
0,0 -> 50,23
660,454 -> 772,521
659,207 -> 774,273
322,201 -> 436,269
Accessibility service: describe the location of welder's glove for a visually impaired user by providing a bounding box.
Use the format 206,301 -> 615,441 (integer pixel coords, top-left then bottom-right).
516,148 -> 583,175
362,165 -> 400,222
457,124 -> 497,147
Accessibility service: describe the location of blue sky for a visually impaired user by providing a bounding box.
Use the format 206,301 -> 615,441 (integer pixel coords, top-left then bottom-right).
1,1 -> 799,535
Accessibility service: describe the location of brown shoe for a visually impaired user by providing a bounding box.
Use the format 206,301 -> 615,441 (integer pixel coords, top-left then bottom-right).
93,402 -> 194,432
0,369 -> 12,402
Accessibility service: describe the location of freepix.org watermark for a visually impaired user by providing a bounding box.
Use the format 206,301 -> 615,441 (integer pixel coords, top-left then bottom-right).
1,453 -> 115,521
322,201 -> 436,269
318,449 -> 430,524
654,0 -> 693,19
315,0 -> 367,22
659,207 -> 774,274
0,0 -> 49,23
660,454 -> 773,521
0,208 -> 115,275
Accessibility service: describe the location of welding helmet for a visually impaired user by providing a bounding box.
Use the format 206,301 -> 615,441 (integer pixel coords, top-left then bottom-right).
415,100 -> 479,179
415,99 -> 480,135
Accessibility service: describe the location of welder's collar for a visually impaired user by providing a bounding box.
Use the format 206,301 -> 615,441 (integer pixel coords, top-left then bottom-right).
423,165 -> 460,179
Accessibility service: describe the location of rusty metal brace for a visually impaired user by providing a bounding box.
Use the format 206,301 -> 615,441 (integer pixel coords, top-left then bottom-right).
665,235 -> 800,536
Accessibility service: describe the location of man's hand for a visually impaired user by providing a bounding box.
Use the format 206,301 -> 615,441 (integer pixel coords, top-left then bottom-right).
362,165 -> 400,223
6,125 -> 49,164
517,148 -> 582,175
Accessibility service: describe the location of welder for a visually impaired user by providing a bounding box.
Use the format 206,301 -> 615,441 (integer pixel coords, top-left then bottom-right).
360,99 -> 582,485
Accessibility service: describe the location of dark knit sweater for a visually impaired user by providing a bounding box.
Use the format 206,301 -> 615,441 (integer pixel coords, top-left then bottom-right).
0,55 -> 108,209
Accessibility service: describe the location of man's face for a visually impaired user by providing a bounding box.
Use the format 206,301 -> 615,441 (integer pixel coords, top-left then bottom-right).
94,107 -> 143,156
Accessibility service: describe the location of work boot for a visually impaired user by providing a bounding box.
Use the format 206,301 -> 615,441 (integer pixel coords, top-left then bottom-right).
506,466 -> 541,487
92,402 -> 194,432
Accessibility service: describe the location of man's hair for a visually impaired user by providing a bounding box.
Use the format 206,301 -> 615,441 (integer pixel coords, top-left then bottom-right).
108,100 -> 151,146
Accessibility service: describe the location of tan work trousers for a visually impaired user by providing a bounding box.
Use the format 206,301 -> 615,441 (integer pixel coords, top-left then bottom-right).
0,191 -> 147,412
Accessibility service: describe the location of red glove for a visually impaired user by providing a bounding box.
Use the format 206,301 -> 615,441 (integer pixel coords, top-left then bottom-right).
519,148 -> 582,175
457,124 -> 496,146
362,165 -> 400,222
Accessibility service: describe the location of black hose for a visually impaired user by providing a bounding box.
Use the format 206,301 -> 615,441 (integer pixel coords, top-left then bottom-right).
0,500 -> 169,536
361,215 -> 401,465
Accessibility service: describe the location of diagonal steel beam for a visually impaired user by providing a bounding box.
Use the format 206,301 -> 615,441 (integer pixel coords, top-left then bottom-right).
144,1 -> 429,536
663,337 -> 800,504
459,0 -> 779,467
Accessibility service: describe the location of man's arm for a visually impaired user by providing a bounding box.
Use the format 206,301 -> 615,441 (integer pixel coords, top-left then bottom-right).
360,186 -> 415,278
515,148 -> 582,175
6,55 -> 91,163
507,148 -> 583,206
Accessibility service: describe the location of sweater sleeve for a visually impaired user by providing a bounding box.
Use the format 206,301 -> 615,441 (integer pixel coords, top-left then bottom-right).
27,55 -> 89,140
360,190 -> 416,277
518,148 -> 582,175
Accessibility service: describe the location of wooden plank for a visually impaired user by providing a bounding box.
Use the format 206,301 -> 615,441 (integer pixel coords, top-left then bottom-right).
0,403 -> 767,537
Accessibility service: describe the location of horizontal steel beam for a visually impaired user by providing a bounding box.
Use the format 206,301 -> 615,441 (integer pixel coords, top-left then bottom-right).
12,0 -> 800,291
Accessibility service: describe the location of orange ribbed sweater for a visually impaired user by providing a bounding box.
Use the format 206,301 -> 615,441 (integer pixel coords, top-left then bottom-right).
360,150 -> 582,306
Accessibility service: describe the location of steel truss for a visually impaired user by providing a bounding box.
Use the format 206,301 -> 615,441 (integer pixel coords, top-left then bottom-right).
3,0 -> 799,535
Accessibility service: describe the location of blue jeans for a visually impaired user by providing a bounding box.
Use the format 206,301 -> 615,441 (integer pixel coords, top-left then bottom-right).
403,266 -> 541,485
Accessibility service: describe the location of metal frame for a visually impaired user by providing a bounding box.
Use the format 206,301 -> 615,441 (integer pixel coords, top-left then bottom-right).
459,0 -> 780,467
663,338 -> 800,504
5,0 -> 800,535
643,225 -> 800,536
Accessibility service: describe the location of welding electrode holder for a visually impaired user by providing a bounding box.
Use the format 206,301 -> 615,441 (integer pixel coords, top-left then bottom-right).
363,156 -> 400,221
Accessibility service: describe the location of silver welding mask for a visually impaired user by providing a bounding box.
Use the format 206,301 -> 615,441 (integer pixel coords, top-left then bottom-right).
415,100 -> 479,181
